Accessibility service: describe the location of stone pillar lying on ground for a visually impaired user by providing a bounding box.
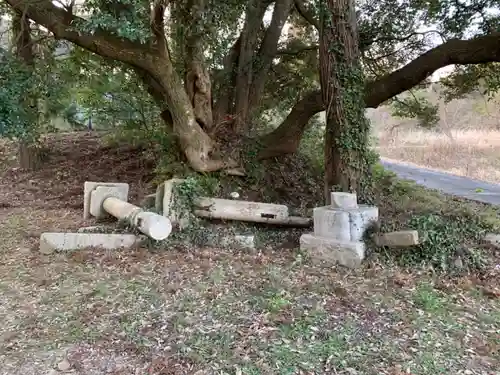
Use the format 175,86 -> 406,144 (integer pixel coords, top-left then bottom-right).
193,197 -> 312,227
300,192 -> 379,269
84,181 -> 172,241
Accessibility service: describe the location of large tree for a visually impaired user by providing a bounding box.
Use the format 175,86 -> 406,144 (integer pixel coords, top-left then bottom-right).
4,0 -> 500,172
320,0 -> 371,199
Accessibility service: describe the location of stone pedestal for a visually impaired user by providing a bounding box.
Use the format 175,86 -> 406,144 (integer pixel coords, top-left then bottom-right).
300,192 -> 378,269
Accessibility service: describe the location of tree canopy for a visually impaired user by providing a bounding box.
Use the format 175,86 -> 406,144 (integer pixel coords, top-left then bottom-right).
2,0 -> 500,171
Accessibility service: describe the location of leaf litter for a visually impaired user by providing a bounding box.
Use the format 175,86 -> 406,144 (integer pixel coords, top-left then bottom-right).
0,133 -> 498,375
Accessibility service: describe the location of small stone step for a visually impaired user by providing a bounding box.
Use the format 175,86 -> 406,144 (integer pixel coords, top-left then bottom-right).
376,230 -> 419,247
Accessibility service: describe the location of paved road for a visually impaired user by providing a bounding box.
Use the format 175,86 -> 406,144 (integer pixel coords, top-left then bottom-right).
380,159 -> 500,206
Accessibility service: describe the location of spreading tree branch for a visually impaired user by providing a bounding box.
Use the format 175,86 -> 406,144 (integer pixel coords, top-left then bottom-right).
259,32 -> 500,156
294,0 -> 319,30
365,33 -> 500,107
151,0 -> 168,55
277,43 -> 318,55
4,0 -> 155,69
249,0 -> 294,108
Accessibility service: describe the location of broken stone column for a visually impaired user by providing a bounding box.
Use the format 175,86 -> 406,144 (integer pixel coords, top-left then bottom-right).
300,192 -> 378,269
155,178 -> 191,229
84,181 -> 172,241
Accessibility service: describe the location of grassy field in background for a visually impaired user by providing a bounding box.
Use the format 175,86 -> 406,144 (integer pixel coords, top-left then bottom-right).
369,88 -> 500,183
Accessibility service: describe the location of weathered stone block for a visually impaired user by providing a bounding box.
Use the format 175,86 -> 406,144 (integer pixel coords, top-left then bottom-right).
313,205 -> 378,242
484,233 -> 500,248
194,197 -> 289,220
90,186 -> 129,219
330,192 -> 358,209
376,230 -> 419,247
156,179 -> 188,226
83,181 -> 129,219
348,205 -> 379,242
300,233 -> 365,269
40,232 -> 140,254
313,207 -> 351,241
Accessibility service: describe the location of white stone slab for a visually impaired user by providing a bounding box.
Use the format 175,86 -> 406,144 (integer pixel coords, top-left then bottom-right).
313,206 -> 351,241
90,186 -> 129,219
40,232 -> 140,254
194,197 -> 289,220
330,192 -> 358,209
300,233 -> 365,269
83,181 -> 129,219
348,205 -> 379,242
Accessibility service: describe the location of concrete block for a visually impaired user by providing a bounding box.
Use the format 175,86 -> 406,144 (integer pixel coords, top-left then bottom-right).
313,206 -> 351,241
348,205 -> 379,242
376,230 -> 419,247
300,233 -> 365,269
484,233 -> 500,248
157,179 -> 186,223
330,192 -> 358,209
89,186 -> 129,219
40,232 -> 140,254
83,181 -> 129,219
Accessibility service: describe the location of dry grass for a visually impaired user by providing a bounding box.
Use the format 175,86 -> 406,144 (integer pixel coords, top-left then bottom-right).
0,133 -> 500,375
1,207 -> 499,375
370,89 -> 500,183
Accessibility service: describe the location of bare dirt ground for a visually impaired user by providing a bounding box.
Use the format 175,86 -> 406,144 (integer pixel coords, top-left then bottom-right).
0,133 -> 499,375
371,91 -> 500,184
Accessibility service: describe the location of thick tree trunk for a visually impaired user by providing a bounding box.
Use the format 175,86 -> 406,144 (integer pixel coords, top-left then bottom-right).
319,0 -> 371,201
257,90 -> 323,158
18,142 -> 44,170
213,37 -> 241,128
233,0 -> 270,133
13,11 -> 42,170
249,0 -> 294,110
184,0 -> 213,131
149,59 -> 232,172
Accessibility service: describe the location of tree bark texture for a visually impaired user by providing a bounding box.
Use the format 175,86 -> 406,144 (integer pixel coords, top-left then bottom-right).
319,0 -> 370,200
13,11 -> 43,170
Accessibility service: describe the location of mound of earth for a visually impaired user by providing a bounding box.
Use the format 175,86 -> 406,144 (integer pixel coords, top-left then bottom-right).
0,131 -> 325,213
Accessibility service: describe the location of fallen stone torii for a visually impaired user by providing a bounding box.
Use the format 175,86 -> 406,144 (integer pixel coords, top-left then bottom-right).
83,181 -> 172,241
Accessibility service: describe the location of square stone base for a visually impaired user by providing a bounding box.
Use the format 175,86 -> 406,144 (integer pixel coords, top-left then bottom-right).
313,205 -> 378,242
300,233 -> 365,269
84,181 -> 129,219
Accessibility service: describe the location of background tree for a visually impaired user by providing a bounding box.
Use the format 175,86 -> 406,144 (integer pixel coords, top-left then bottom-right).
3,0 -> 500,173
